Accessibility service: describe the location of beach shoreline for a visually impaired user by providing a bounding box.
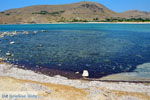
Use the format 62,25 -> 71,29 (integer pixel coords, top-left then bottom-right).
1,58 -> 150,82
0,22 -> 150,25
1,57 -> 150,82
0,62 -> 150,100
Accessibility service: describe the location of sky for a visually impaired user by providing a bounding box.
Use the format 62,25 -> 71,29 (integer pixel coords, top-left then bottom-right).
0,0 -> 150,12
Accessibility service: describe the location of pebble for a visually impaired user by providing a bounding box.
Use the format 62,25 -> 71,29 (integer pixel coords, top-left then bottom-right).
58,64 -> 62,66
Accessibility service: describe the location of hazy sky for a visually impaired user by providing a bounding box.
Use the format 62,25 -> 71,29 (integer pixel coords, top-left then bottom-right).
0,0 -> 150,12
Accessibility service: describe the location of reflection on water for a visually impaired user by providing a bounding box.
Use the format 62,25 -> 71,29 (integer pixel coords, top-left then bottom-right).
0,24 -> 150,78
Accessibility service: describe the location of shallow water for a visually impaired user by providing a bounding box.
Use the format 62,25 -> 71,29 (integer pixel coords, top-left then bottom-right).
0,24 -> 150,79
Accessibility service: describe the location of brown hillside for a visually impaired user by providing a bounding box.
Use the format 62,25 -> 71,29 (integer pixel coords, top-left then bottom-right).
0,1 -> 149,24
119,10 -> 150,18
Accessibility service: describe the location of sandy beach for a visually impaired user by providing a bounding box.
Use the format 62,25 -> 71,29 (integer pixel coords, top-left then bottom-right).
63,22 -> 150,24
0,22 -> 150,25
0,62 -> 150,100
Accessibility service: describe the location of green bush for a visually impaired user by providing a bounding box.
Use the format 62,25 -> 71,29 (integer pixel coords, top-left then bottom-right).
93,17 -> 99,21
32,10 -> 65,16
103,17 -> 150,22
71,18 -> 88,22
5,13 -> 10,15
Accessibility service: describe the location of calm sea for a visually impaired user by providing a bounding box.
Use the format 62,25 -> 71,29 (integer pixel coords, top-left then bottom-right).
0,24 -> 150,79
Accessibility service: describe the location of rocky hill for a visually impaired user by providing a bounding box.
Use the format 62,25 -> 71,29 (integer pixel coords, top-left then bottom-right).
0,1 -> 149,24
119,10 -> 150,18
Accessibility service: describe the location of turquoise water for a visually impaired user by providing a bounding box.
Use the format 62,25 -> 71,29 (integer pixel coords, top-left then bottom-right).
0,24 -> 150,78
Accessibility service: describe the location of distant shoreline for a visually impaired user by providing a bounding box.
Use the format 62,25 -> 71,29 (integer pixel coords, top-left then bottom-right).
1,22 -> 150,25
55,22 -> 150,24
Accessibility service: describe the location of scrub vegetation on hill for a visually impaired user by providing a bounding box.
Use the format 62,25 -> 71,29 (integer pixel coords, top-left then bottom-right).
0,1 -> 150,24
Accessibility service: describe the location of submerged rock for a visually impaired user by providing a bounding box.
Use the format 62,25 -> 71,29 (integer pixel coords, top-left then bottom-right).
6,52 -> 12,56
33,31 -> 38,34
0,58 -> 3,62
12,31 -> 17,35
23,31 -> 29,34
37,44 -> 43,47
10,41 -> 15,44
75,72 -> 79,74
58,64 -> 62,66
41,30 -> 48,32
